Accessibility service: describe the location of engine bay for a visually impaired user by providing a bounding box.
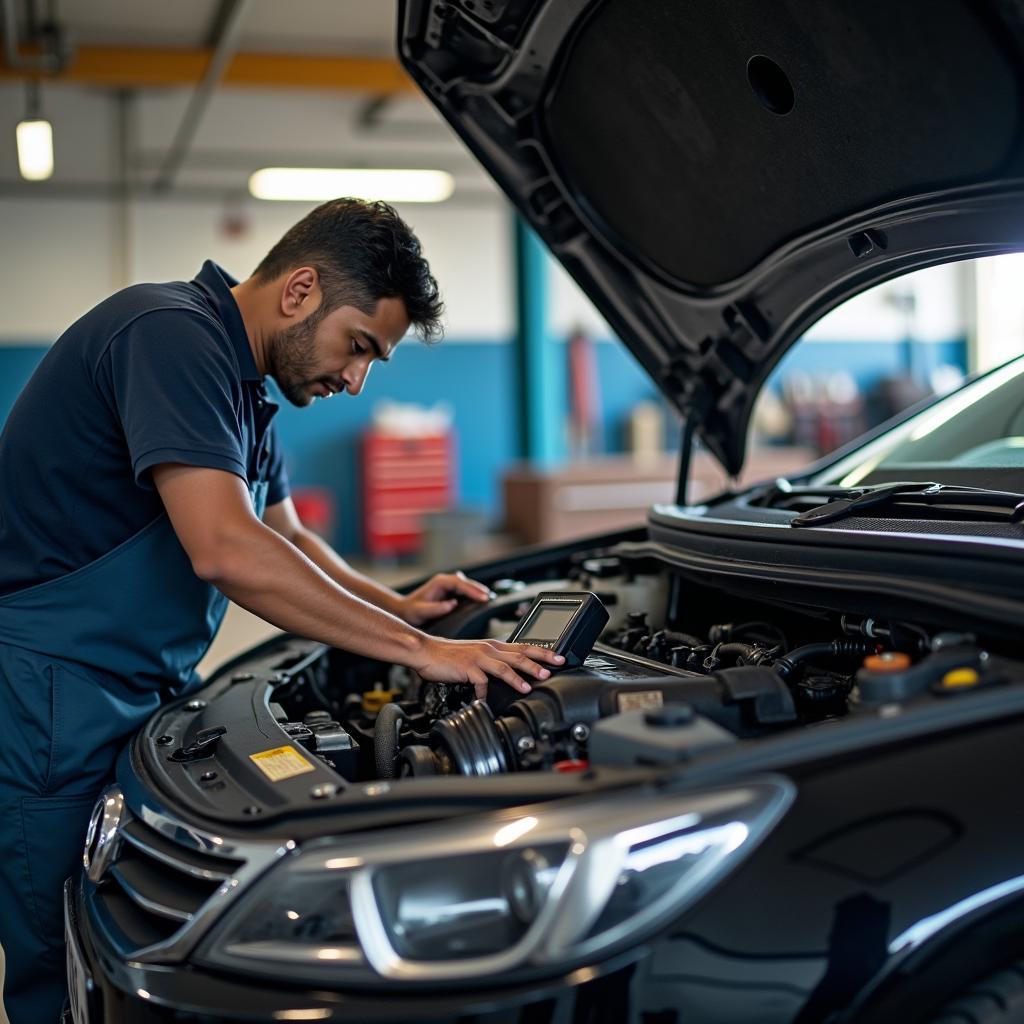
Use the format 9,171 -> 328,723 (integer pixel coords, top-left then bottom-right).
250,544 -> 1014,789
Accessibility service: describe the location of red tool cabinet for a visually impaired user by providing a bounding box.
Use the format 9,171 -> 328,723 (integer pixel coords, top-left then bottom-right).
361,430 -> 455,558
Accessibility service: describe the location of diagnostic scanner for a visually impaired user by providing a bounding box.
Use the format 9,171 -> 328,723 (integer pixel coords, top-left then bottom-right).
507,591 -> 609,669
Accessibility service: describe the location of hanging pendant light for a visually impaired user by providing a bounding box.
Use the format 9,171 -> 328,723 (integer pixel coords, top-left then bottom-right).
16,81 -> 53,181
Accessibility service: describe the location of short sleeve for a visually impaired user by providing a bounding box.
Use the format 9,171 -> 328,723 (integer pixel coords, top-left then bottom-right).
102,309 -> 247,489
264,421 -> 291,506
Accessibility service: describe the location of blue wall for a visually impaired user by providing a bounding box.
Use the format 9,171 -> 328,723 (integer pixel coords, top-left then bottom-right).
594,340 -> 668,450
0,335 -> 966,554
270,340 -> 522,552
0,346 -> 49,422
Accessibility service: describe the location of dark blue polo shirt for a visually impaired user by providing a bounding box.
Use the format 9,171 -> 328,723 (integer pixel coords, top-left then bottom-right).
0,260 -> 289,597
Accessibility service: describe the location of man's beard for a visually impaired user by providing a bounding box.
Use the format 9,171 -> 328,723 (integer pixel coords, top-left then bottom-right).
266,315 -> 321,407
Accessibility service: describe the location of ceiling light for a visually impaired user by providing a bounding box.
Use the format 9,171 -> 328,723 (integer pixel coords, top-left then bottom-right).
248,168 -> 454,204
16,81 -> 53,182
16,119 -> 53,181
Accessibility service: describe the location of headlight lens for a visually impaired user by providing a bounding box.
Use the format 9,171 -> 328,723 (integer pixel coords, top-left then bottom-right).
198,777 -> 792,983
210,866 -> 361,967
372,840 -> 570,961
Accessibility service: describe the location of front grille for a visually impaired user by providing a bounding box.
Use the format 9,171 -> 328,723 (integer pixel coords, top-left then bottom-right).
97,815 -> 245,951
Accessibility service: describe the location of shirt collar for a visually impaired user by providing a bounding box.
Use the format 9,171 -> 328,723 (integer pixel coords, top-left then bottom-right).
193,259 -> 262,383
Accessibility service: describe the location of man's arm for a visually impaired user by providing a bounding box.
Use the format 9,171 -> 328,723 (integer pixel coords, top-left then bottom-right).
262,497 -> 488,624
153,464 -> 562,693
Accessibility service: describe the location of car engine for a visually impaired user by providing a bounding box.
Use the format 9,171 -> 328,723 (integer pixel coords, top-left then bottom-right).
263,545 -> 1006,787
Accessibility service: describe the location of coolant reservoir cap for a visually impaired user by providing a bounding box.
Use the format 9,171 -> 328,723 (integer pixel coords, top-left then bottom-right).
862,651 -> 912,674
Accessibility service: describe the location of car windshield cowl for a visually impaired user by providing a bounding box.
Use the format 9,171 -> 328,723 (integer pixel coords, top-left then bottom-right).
777,481 -> 1024,528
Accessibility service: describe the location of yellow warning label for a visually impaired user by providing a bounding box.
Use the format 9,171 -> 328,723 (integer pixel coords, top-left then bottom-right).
249,745 -> 315,782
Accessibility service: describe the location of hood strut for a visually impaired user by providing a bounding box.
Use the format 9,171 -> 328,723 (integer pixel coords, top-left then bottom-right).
676,413 -> 697,507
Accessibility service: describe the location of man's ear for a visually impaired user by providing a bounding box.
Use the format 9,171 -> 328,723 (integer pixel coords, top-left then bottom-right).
280,266 -> 321,318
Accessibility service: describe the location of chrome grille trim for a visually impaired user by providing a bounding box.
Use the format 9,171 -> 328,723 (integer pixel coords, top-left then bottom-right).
85,780 -> 292,964
108,864 -> 194,923
119,818 -> 235,883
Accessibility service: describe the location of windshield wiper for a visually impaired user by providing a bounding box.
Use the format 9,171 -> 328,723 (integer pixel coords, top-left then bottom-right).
755,478 -> 936,509
788,481 -> 1024,527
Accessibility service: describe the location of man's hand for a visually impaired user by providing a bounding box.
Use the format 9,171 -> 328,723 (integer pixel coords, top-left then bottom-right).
397,570 -> 494,626
413,637 -> 564,699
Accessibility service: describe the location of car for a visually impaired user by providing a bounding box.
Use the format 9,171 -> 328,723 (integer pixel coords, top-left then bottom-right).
66,1 -> 1024,1022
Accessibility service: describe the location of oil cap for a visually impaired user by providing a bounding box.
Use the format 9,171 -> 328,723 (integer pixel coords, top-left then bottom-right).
937,667 -> 981,692
362,687 -> 398,714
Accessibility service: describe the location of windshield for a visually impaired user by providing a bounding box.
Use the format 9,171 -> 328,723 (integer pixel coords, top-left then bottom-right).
817,355 -> 1024,489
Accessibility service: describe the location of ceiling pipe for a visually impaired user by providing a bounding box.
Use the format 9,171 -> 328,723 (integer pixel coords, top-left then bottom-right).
111,89 -> 136,290
1,0 -> 70,73
357,94 -> 392,130
151,0 -> 251,193
133,149 -> 480,173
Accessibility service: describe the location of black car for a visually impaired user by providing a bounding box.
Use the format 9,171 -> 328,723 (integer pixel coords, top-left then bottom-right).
66,1 -> 1024,1021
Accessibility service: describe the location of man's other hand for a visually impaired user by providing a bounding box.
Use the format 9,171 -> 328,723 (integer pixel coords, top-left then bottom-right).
413,638 -> 565,699
397,570 -> 494,626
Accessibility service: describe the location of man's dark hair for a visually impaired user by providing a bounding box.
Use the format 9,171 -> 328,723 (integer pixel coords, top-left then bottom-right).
253,198 -> 444,344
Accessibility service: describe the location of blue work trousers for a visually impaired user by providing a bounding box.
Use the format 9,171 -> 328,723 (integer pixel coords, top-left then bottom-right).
0,645 -> 151,1024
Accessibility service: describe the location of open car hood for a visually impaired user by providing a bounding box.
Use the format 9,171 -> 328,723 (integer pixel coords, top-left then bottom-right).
398,0 -> 1024,474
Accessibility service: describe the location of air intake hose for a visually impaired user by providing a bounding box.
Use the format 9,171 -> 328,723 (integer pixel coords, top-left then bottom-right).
774,639 -> 879,681
373,703 -> 407,779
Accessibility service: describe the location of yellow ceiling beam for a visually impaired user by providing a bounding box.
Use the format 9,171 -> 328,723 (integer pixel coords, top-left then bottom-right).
0,46 -> 419,93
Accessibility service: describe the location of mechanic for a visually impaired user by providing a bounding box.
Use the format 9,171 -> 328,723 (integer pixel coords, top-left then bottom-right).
0,197 -> 563,1023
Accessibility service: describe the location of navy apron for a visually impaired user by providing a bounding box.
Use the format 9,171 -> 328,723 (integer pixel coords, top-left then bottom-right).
0,479 -> 268,1024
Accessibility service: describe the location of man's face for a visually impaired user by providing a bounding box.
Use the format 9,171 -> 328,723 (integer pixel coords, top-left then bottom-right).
267,295 -> 410,408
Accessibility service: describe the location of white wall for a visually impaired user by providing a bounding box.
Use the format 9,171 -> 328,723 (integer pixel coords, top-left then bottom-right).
974,253 -> 1024,371
0,199 -> 119,339
806,262 -> 970,344
548,257 -> 613,339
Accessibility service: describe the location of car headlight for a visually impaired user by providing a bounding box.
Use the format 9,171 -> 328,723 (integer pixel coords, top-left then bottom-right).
197,777 -> 792,983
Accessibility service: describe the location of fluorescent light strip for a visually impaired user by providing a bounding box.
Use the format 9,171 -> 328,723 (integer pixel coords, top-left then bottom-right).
249,168 -> 454,203
16,119 -> 53,181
